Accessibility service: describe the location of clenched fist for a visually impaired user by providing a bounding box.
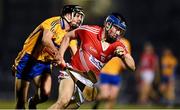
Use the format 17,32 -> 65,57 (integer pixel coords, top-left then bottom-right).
114,46 -> 126,58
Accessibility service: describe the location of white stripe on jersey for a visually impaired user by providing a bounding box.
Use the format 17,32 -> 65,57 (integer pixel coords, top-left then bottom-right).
80,25 -> 100,31
79,47 -> 90,71
79,25 -> 100,34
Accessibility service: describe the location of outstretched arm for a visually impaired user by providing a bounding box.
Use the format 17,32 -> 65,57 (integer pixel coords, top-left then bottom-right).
114,46 -> 136,71
58,29 -> 77,66
121,53 -> 136,71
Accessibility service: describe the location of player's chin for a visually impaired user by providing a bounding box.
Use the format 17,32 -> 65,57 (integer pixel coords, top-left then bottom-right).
111,34 -> 117,39
70,23 -> 80,29
75,23 -> 81,27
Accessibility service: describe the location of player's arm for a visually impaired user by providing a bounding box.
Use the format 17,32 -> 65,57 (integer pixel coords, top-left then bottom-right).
122,53 -> 136,71
42,29 -> 60,60
58,29 -> 77,66
71,46 -> 77,55
115,46 -> 136,71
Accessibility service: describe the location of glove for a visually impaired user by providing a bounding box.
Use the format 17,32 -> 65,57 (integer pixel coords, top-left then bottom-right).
114,46 -> 125,58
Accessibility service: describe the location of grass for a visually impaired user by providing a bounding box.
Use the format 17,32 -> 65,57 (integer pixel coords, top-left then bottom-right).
0,100 -> 179,109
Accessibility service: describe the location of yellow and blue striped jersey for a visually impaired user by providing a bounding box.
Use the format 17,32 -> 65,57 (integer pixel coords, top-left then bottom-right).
15,16 -> 77,65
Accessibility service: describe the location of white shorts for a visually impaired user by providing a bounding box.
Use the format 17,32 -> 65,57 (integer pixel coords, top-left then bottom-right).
140,70 -> 155,84
58,69 -> 94,87
58,68 -> 96,105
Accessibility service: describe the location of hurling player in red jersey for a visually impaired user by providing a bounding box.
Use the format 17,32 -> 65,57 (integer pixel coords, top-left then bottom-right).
49,13 -> 135,109
136,42 -> 159,104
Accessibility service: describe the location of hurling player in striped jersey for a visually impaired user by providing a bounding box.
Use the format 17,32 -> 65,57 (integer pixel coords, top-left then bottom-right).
49,13 -> 135,109
12,5 -> 84,109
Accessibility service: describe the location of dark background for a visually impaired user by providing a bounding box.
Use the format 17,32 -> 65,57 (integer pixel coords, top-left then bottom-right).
0,0 -> 180,105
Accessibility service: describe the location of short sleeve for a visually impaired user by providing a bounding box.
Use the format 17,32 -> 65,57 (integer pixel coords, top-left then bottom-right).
116,41 -> 128,54
41,17 -> 59,32
41,19 -> 52,30
74,25 -> 89,39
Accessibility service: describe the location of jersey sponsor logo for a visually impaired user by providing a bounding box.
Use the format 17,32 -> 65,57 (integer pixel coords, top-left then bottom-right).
89,55 -> 104,70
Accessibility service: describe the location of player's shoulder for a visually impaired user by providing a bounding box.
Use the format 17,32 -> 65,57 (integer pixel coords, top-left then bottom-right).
45,16 -> 60,21
42,16 -> 60,24
78,25 -> 102,34
120,38 -> 130,43
80,25 -> 101,29
119,38 -> 130,46
113,40 -> 126,48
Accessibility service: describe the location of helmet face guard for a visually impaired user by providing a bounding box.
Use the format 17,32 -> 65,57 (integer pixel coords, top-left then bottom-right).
62,5 -> 85,29
71,11 -> 85,29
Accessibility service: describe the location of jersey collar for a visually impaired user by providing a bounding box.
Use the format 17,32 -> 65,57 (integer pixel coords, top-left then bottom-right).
60,18 -> 65,29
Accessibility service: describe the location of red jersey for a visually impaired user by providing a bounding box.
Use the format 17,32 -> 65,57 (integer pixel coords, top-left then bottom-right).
71,25 -> 128,76
139,53 -> 158,72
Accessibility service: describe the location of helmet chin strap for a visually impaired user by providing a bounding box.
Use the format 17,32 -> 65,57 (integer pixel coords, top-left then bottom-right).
62,16 -> 71,25
62,16 -> 74,31
105,22 -> 112,31
61,14 -> 73,30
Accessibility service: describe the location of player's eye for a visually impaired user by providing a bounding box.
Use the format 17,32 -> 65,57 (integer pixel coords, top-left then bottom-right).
75,13 -> 84,19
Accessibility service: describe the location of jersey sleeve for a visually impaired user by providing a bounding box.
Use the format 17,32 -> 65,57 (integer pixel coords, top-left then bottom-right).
114,41 -> 128,56
75,25 -> 101,40
41,19 -> 52,30
74,27 -> 84,39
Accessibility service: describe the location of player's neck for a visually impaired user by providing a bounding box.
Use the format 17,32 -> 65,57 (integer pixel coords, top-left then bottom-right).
61,16 -> 71,31
101,28 -> 110,51
101,28 -> 106,41
64,20 -> 71,31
